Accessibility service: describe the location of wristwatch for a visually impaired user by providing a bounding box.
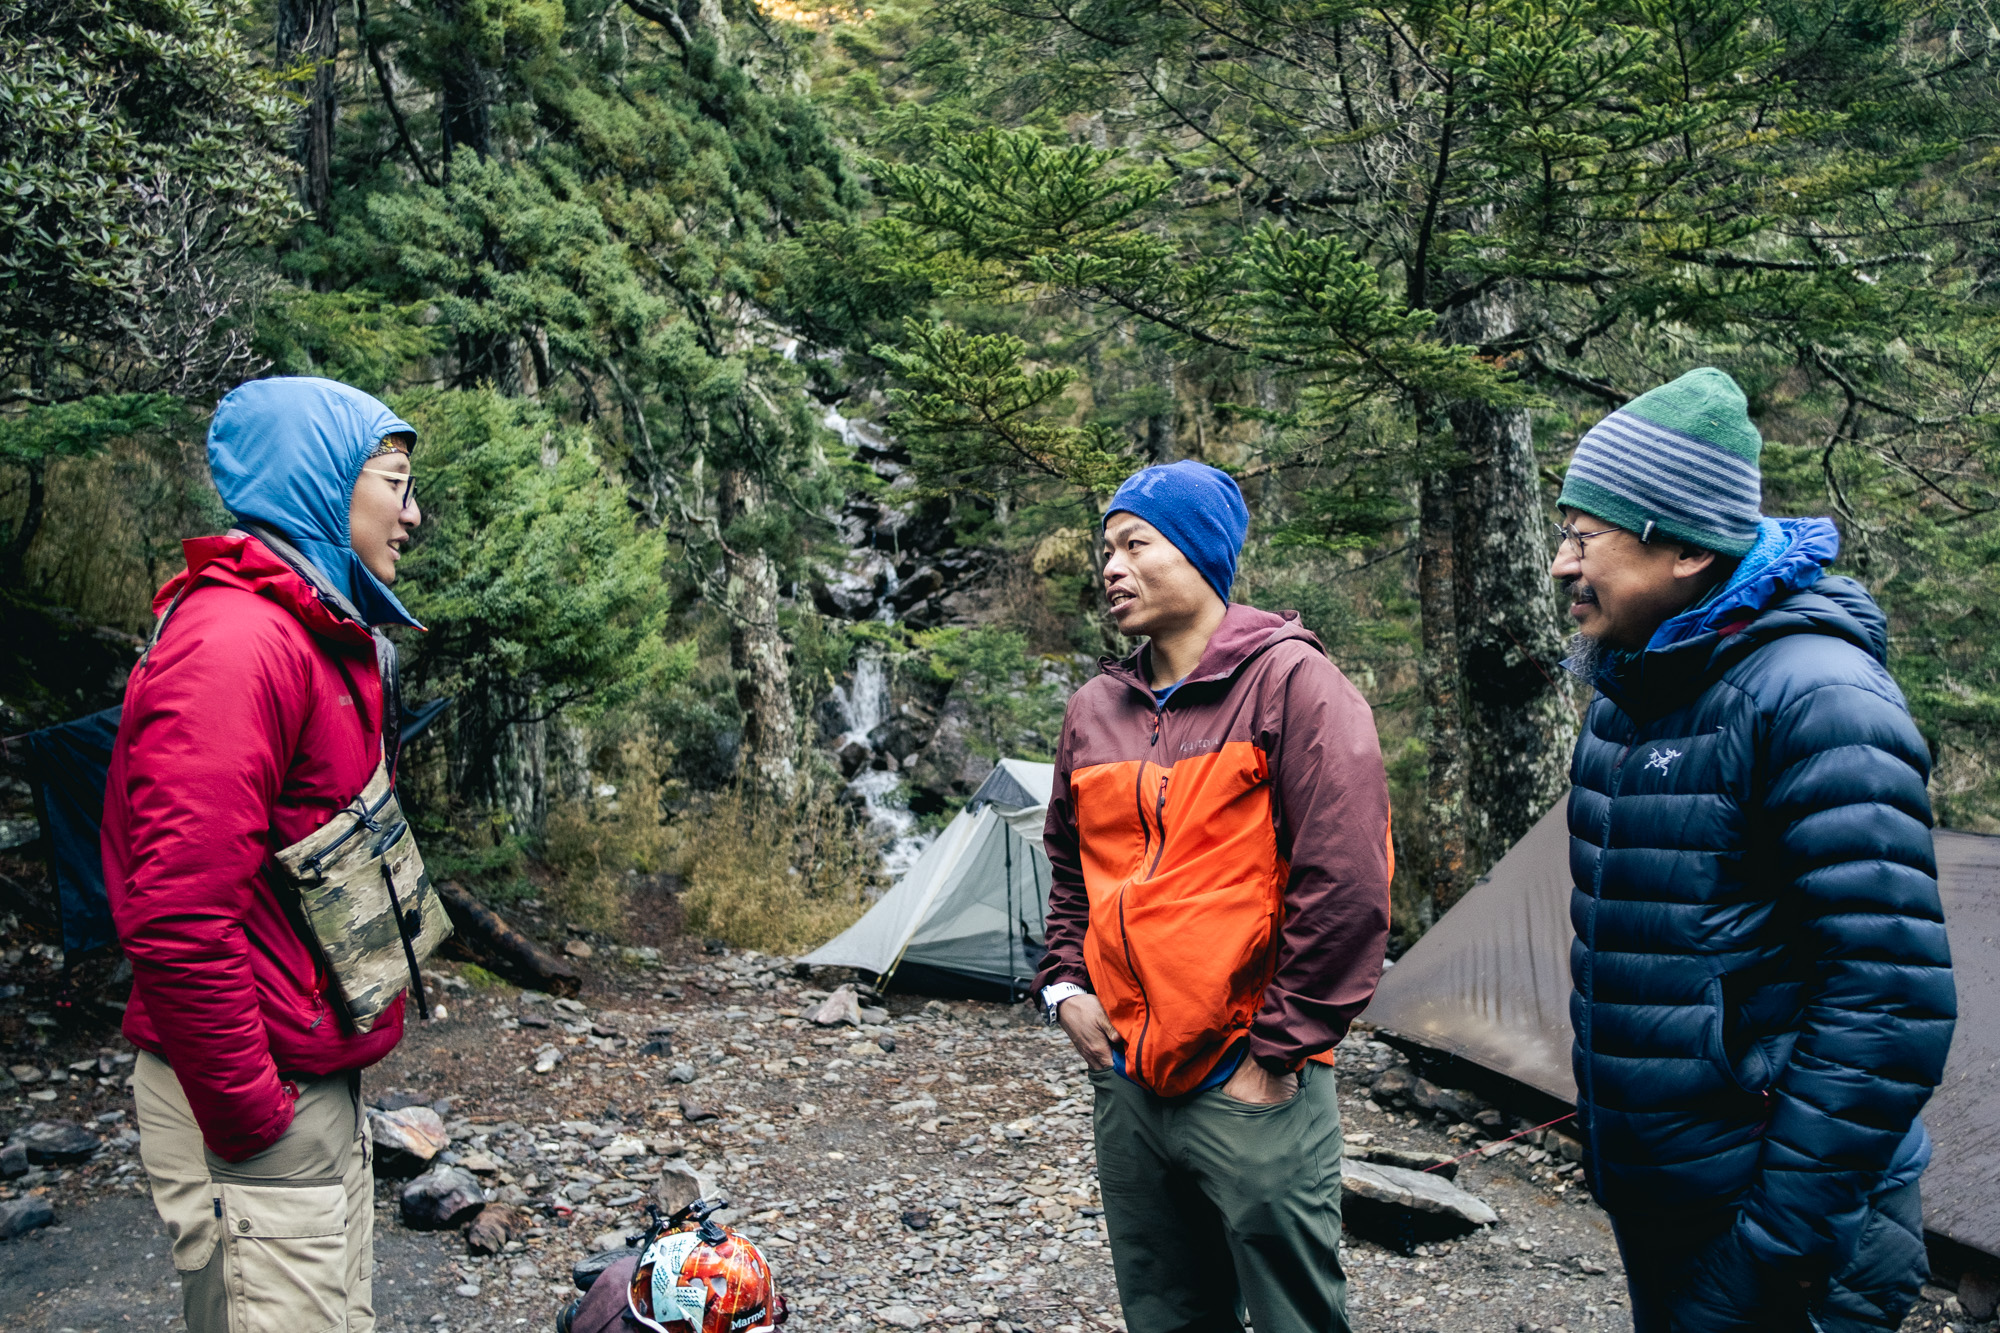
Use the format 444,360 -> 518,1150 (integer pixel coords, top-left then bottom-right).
1041,982 -> 1086,1025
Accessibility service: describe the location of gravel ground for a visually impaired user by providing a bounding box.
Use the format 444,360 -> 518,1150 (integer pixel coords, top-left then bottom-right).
0,930 -> 1986,1333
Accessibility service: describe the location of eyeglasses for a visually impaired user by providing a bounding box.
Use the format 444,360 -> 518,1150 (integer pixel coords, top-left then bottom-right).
359,466 -> 416,508
1551,521 -> 1621,557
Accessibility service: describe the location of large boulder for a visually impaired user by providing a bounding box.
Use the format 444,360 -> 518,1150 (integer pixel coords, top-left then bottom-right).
867,712 -> 932,763
899,694 -> 993,812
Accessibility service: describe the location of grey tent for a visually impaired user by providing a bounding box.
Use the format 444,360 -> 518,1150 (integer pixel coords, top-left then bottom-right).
1368,805 -> 2000,1260
800,759 -> 1054,999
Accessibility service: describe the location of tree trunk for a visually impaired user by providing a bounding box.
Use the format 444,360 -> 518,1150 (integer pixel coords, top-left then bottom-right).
450,679 -> 548,833
719,467 -> 796,797
1444,296 -> 1577,882
1144,357 -> 1178,463
3,458 -> 45,585
1416,465 -> 1465,924
433,0 -> 492,174
277,0 -> 339,227
436,880 -> 582,995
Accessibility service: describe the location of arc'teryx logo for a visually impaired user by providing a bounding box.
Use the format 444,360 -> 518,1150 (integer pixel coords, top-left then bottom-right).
1644,748 -> 1682,774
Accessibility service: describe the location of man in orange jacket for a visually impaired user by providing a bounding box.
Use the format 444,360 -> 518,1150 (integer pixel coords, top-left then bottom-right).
1038,461 -> 1393,1333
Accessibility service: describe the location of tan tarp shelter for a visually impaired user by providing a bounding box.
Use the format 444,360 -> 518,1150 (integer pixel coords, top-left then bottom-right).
1368,805 -> 2000,1259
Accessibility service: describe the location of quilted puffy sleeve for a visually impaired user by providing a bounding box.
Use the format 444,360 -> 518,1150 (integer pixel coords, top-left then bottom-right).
1734,672 -> 1956,1271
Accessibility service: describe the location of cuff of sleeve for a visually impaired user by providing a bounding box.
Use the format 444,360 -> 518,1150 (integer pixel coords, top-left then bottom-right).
1036,966 -> 1092,994
200,1084 -> 298,1163
1041,982 -> 1087,1023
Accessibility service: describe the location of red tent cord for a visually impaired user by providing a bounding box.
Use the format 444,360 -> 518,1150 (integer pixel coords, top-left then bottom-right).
1420,1112 -> 1577,1173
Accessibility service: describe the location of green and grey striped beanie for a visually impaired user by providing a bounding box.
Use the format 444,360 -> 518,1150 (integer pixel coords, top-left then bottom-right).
1557,367 -> 1765,557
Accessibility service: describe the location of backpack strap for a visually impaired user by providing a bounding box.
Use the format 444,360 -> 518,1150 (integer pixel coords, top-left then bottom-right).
374,629 -> 403,783
135,583 -> 197,671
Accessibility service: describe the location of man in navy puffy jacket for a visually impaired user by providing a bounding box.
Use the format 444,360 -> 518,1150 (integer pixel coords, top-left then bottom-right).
1551,368 -> 1956,1333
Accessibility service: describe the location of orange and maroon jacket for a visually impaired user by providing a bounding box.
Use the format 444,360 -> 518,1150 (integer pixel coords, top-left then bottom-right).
1037,603 -> 1392,1097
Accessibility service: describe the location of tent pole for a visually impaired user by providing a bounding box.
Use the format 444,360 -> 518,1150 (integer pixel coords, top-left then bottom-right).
1005,827 -> 1018,1002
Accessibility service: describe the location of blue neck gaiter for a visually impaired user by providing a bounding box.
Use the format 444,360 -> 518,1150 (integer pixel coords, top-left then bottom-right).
206,377 -> 423,629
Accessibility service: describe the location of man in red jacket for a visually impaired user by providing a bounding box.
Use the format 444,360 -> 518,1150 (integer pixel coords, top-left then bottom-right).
105,377 -> 424,1333
1038,461 -> 1392,1333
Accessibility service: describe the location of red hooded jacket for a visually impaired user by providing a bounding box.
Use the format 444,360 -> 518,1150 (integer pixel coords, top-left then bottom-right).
104,533 -> 405,1160
1037,604 -> 1392,1095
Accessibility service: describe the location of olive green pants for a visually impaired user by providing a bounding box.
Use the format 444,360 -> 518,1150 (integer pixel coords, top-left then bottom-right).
134,1051 -> 374,1333
1090,1062 -> 1348,1333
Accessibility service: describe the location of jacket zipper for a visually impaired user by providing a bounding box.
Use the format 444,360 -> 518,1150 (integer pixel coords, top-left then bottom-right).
1583,739 -> 1631,1193
1132,758 -> 1153,875
1147,775 -> 1170,879
1119,696 -> 1171,1084
1116,885 -> 1152,1085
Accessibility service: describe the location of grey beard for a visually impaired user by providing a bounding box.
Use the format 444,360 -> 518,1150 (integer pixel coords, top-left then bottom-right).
1562,630 -> 1605,681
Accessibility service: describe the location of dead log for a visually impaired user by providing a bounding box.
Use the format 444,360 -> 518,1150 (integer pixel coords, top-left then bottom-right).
433,879 -> 582,997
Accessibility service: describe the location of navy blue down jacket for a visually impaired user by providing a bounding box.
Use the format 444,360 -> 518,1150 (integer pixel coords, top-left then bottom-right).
1568,517 -> 1956,1327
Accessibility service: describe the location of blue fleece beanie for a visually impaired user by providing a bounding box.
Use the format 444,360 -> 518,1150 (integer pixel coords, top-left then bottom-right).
208,377 -> 423,629
1103,461 -> 1250,604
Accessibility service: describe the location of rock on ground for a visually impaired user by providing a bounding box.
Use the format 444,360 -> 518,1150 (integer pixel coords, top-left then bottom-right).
465,1202 -> 533,1255
371,1105 -> 451,1160
0,1197 -> 53,1241
9,1122 -> 99,1165
807,985 -> 863,1027
1341,1157 -> 1499,1233
401,1166 -> 487,1231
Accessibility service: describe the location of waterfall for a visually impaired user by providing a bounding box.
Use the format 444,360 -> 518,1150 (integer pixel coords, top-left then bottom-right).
821,404 -> 936,881
840,653 -> 888,745
832,651 -> 931,879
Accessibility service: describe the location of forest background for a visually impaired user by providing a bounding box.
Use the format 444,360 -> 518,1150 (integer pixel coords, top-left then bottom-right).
3,0 -> 1998,958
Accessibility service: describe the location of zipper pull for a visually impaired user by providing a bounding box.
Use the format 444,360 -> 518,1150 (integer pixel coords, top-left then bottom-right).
1150,711 -> 1161,746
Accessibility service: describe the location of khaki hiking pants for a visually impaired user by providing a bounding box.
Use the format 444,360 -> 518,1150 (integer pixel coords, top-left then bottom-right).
134,1051 -> 374,1333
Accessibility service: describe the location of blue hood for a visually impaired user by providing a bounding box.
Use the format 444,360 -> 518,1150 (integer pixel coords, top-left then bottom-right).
207,377 -> 422,629
1645,515 -> 1841,653
1583,516 -> 1847,719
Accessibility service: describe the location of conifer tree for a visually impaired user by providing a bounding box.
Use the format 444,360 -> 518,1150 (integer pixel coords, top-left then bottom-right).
268,0 -> 871,806
853,0 -> 2000,899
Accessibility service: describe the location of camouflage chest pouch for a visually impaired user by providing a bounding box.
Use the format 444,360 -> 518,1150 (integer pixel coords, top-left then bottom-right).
272,756 -> 452,1033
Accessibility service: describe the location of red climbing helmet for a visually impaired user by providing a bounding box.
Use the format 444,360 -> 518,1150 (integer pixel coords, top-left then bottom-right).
628,1199 -> 787,1333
